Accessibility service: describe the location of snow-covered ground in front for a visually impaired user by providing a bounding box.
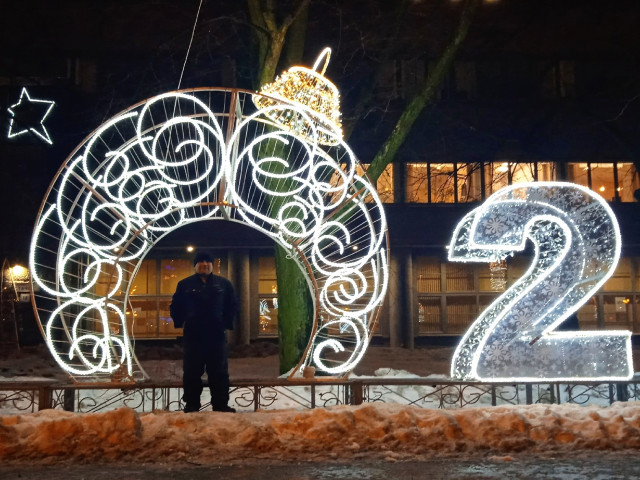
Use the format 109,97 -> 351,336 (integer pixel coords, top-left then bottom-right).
2,343 -> 640,464
1,401 -> 640,464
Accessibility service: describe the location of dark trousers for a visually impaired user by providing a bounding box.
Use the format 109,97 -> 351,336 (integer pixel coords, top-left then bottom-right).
182,340 -> 230,409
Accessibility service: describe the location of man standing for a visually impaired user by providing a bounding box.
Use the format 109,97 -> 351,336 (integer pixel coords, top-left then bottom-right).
170,251 -> 238,413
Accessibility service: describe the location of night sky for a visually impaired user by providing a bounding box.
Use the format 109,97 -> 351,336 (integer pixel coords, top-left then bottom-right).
2,0 -> 639,264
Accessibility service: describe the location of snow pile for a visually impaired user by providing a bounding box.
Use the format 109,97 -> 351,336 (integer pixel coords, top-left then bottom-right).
2,402 -> 640,464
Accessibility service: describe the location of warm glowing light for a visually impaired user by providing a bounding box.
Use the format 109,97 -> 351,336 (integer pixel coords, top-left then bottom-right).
252,48 -> 342,146
496,162 -> 509,173
186,245 -> 194,252
11,265 -> 28,278
30,89 -> 388,381
7,88 -> 55,144
448,182 -> 632,382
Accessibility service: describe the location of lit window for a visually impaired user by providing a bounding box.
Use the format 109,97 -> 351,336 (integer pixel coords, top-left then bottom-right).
536,162 -> 557,182
406,163 -> 428,203
356,164 -> 394,203
430,163 -> 456,202
457,163 -> 483,202
330,163 -> 394,203
602,295 -> 632,330
603,258 -> 632,291
568,162 -> 639,202
258,257 -> 278,336
160,259 -> 192,294
616,163 -> 639,202
567,163 -> 618,201
590,163 -> 616,201
375,164 -> 394,203
445,263 -> 474,292
129,259 -> 157,295
485,162 -> 557,198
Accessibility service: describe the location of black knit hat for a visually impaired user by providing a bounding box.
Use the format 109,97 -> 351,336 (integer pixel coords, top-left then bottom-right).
193,251 -> 214,266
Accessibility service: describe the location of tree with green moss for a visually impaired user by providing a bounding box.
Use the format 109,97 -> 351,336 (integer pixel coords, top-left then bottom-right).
246,0 -> 480,373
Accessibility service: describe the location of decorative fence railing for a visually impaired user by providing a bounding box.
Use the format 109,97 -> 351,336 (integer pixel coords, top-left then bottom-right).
1,379 -> 638,415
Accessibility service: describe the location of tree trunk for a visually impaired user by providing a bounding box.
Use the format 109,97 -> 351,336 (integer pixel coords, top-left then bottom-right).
245,0 -> 313,373
257,29 -> 287,89
274,244 -> 313,374
246,0 -> 310,90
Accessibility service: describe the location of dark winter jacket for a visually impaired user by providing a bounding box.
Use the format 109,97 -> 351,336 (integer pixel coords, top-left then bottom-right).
169,273 -> 237,343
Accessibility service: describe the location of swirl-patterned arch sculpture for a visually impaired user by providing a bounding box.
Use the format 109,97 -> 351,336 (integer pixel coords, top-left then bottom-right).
29,88 -> 389,382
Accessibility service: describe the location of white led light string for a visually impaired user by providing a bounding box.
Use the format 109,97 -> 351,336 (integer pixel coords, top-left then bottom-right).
7,87 -> 56,144
448,182 -> 632,382
30,88 -> 389,381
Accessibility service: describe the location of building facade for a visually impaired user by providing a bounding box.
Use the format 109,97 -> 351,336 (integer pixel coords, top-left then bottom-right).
120,158 -> 640,345
3,0 -> 640,348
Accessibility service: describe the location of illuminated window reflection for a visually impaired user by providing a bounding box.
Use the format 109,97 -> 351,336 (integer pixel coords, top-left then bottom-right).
617,163 -> 640,202
417,297 -> 441,334
129,259 -> 157,295
568,162 -> 639,202
406,163 -> 428,203
407,162 -> 557,203
603,295 -> 633,330
331,163 -> 394,203
604,258 -> 631,291
457,163 -> 483,202
486,162 -> 556,196
258,257 -> 278,336
430,163 -> 456,203
160,259 -> 192,295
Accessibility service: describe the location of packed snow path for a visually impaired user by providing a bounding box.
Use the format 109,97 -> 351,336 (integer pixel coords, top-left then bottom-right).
1,402 -> 640,464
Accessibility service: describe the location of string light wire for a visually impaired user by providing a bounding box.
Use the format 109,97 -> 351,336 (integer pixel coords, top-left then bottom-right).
177,0 -> 204,91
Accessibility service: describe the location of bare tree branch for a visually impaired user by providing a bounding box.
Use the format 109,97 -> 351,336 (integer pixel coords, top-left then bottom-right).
366,0 -> 481,183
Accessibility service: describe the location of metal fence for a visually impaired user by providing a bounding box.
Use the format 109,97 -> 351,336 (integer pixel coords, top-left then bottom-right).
1,378 -> 638,414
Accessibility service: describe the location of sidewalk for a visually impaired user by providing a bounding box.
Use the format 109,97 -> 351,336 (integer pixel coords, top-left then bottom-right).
2,454 -> 639,479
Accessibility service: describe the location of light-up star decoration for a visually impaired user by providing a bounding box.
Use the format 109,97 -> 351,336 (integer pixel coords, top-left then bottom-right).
7,87 -> 55,144
29,50 -> 388,383
448,182 -> 633,382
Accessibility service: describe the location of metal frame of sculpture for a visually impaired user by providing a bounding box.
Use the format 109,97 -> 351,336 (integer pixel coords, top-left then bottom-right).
29,88 -> 389,382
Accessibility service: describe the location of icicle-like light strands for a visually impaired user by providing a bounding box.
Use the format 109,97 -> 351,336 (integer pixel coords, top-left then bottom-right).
448,182 -> 633,382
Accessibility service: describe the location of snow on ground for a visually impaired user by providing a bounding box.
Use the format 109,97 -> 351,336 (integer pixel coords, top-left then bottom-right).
1,401 -> 640,464
0,343 -> 458,382
2,343 -> 640,464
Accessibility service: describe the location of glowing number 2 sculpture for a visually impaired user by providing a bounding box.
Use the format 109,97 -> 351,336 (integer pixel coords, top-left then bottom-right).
29,87 -> 388,382
448,182 -> 633,382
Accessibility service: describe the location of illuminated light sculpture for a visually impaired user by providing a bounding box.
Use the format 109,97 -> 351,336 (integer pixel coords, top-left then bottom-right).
252,48 -> 342,146
488,259 -> 507,291
30,87 -> 388,382
448,182 -> 633,382
7,87 -> 55,144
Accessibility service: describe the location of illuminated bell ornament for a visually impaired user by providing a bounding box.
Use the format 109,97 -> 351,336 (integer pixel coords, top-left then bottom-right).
252,47 -> 343,146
